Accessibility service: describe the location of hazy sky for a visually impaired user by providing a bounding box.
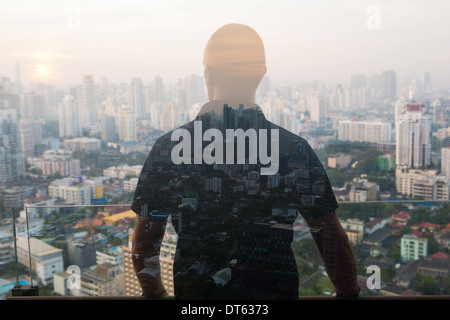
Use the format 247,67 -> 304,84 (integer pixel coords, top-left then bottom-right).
1,0 -> 449,87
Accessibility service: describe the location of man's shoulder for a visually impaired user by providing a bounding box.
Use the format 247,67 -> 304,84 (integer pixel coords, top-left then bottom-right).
153,121 -> 197,145
266,120 -> 312,150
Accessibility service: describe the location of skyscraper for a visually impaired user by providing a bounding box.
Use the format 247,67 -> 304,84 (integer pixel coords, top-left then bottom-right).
310,94 -> 326,126
441,147 -> 450,179
117,105 -> 136,142
160,102 -> 175,131
159,215 -> 178,297
150,102 -> 161,129
123,228 -> 143,296
153,75 -> 164,103
131,78 -> 145,119
0,108 -> 23,182
381,70 -> 397,101
183,74 -> 206,110
100,113 -> 117,142
80,75 -> 98,130
58,95 -> 82,138
19,119 -> 42,159
230,222 -> 299,299
396,101 -> 431,168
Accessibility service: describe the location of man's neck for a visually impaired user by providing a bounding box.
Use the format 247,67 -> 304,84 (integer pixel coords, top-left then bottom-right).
210,89 -> 256,105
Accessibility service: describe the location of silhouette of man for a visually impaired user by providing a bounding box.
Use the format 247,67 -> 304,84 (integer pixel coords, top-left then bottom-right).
131,23 -> 360,299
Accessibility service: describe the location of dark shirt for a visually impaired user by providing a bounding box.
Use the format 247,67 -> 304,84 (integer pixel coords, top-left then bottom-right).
132,100 -> 338,299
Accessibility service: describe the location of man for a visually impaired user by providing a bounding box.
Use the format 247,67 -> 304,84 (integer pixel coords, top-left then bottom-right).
131,24 -> 360,299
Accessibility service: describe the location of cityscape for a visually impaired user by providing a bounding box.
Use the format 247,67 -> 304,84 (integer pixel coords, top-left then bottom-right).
0,63 -> 449,298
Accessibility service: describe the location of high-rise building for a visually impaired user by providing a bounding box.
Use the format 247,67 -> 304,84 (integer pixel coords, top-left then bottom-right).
381,70 -> 397,100
117,105 -> 136,142
230,222 -> 299,299
160,102 -> 175,131
131,78 -> 145,118
441,147 -> 450,179
58,95 -> 82,138
19,119 -> 42,159
204,177 -> 222,193
338,119 -> 392,143
401,234 -> 428,262
123,228 -> 143,296
80,75 -> 98,130
329,84 -> 345,110
100,113 -> 117,142
0,108 -> 23,182
149,102 -> 161,129
395,101 -> 431,168
153,75 -> 164,103
160,215 -> 178,297
183,74 -> 206,110
310,94 -> 326,126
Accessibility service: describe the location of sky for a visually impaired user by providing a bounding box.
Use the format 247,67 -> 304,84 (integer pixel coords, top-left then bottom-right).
1,0 -> 449,88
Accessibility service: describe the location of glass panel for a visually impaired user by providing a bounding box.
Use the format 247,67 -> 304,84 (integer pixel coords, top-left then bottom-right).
0,207 -> 35,298
3,200 -> 448,298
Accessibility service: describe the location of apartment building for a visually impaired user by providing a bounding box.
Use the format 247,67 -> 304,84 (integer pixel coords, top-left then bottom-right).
401,234 -> 428,262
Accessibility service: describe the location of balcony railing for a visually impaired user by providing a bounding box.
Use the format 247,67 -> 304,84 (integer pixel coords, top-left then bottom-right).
1,200 -> 449,300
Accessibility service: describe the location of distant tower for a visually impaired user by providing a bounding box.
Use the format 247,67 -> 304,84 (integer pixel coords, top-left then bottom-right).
441,147 -> 450,179
159,215 -> 178,297
154,76 -> 164,103
0,109 -> 24,181
117,105 -> 136,142
58,95 -> 82,138
396,101 -> 431,168
131,78 -> 145,119
80,75 -> 98,130
160,102 -> 175,131
100,113 -> 117,142
122,228 -> 143,296
381,70 -> 397,101
310,94 -> 326,126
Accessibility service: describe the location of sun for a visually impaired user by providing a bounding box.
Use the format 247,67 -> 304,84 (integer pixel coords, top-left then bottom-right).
38,64 -> 48,75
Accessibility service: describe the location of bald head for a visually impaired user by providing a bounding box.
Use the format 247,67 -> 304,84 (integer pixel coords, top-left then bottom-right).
203,24 -> 267,102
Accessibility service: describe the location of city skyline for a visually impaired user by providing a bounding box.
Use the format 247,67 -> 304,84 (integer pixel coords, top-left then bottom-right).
1,1 -> 450,87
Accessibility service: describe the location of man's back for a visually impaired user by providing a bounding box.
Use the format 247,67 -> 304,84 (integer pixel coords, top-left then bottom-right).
131,101 -> 338,299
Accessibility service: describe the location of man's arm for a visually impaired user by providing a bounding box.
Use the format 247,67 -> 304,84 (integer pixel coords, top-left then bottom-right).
132,214 -> 166,297
305,210 -> 360,297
